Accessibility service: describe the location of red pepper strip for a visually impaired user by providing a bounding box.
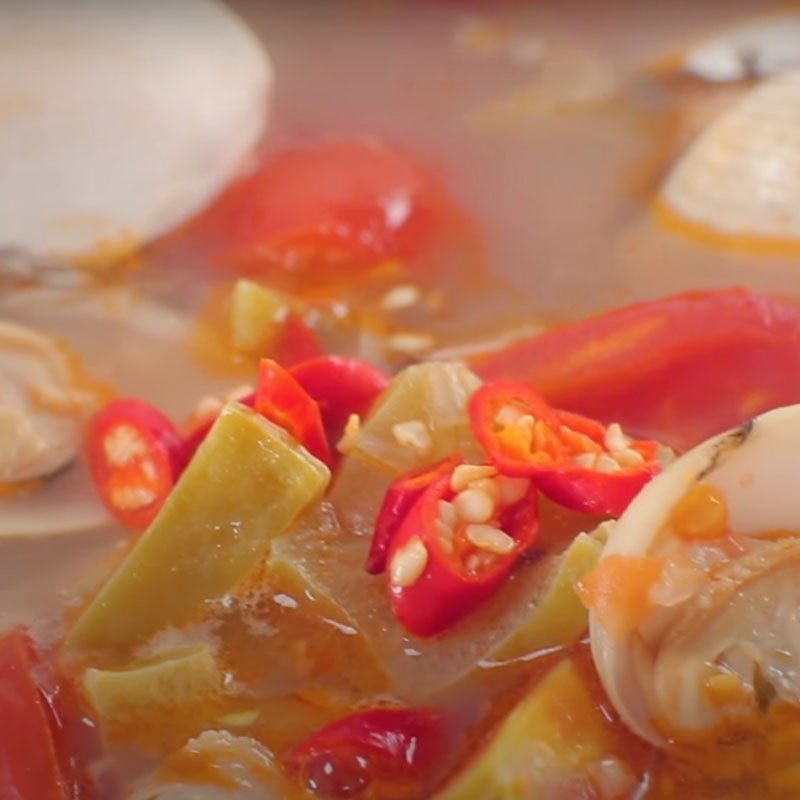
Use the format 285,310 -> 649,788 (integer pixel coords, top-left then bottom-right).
87,398 -> 187,531
468,382 -> 660,516
291,356 -> 391,448
273,314 -> 325,369
285,707 -> 449,798
255,358 -> 332,466
366,455 -> 462,575
0,629 -> 67,800
470,288 -> 800,451
387,470 -> 539,637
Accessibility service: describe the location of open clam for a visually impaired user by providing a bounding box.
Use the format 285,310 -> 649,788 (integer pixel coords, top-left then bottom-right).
658,69 -> 800,243
588,405 -> 800,746
0,0 -> 271,265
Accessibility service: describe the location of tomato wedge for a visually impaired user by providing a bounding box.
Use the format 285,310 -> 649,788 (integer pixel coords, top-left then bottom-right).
0,629 -> 67,800
286,707 -> 449,798
469,382 -> 662,516
470,289 -> 800,451
87,398 -> 187,531
386,464 -> 539,637
255,358 -> 332,466
194,140 -> 460,276
290,356 -> 390,446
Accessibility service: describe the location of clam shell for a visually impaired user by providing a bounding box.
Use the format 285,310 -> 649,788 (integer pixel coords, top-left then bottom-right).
684,13 -> 800,82
0,0 -> 271,261
659,69 -> 800,240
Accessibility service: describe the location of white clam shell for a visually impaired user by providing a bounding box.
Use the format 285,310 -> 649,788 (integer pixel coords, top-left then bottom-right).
591,405 -> 800,745
660,69 -> 800,240
684,13 -> 800,83
0,0 -> 272,261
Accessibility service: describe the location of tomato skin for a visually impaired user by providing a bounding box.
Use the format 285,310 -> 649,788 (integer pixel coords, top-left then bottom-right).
255,359 -> 332,466
290,356 -> 390,446
366,456 -> 462,575
0,629 -> 67,800
87,398 -> 187,531
469,383 -> 660,517
286,707 -> 449,796
387,473 -> 539,637
471,289 -> 800,451
196,140 -> 458,275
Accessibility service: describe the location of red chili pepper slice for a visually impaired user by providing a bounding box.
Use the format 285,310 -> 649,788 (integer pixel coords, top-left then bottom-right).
87,398 -> 187,531
386,466 -> 539,637
273,314 -> 325,369
291,356 -> 390,445
255,358 -> 332,466
469,381 -> 661,516
0,629 -> 67,800
366,455 -> 462,575
286,707 -> 449,799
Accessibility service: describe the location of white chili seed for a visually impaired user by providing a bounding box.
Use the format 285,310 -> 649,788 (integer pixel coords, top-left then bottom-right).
613,447 -> 645,468
438,500 -> 459,529
454,488 -> 495,523
435,517 -> 454,540
572,452 -> 597,469
596,454 -> 622,473
604,422 -> 629,452
337,413 -> 361,454
466,524 -> 516,555
104,425 -> 148,467
226,384 -> 254,403
450,464 -> 497,492
495,404 -> 523,427
109,485 -> 157,510
389,536 -> 429,588
388,332 -> 434,356
381,285 -> 421,311
496,476 -> 531,506
518,414 -> 536,431
471,476 -> 500,504
392,420 -> 433,457
465,553 -> 482,573
194,395 -> 224,421
657,445 -> 676,467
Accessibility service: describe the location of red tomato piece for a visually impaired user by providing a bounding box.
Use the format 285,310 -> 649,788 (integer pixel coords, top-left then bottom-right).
255,358 -> 332,466
194,140 -> 460,274
290,356 -> 390,445
286,707 -> 449,798
470,288 -> 800,451
0,629 -> 67,800
469,382 -> 661,516
87,398 -> 187,531
366,455 -> 462,575
386,467 -> 539,637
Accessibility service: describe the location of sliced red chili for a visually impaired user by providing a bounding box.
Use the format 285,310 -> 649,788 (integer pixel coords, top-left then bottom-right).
255,358 -> 332,466
291,356 -> 390,446
386,464 -> 539,637
87,398 -> 187,531
0,629 -> 67,800
469,381 -> 661,516
285,707 -> 449,799
273,314 -> 325,368
366,455 -> 462,575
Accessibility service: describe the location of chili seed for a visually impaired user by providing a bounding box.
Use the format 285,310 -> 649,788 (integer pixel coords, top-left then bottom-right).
438,500 -> 458,528
613,447 -> 645,468
450,464 -> 497,492
336,413 -> 361,454
103,424 -> 148,467
495,404 -> 524,427
572,452 -> 597,469
391,420 -> 433,457
109,485 -> 157,510
470,476 -> 500,504
454,488 -> 495,523
595,454 -> 622,473
389,536 -> 429,587
465,524 -> 516,555
388,332 -> 434,356
604,422 -> 629,452
496,475 -> 531,506
381,284 -> 421,311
